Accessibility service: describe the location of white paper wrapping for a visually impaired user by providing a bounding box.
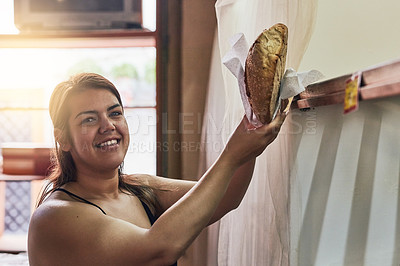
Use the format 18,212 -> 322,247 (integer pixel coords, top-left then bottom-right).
222,32 -> 323,127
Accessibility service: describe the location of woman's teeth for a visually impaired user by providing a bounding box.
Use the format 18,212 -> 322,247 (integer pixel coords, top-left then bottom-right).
98,139 -> 118,147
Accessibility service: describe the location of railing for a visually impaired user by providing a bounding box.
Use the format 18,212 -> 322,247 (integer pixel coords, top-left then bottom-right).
292,58 -> 400,109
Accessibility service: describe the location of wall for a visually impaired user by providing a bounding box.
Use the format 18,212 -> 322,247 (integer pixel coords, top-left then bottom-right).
180,0 -> 216,180
178,1 -> 217,265
159,0 -> 216,179
299,0 -> 400,79
289,97 -> 400,266
293,0 -> 400,265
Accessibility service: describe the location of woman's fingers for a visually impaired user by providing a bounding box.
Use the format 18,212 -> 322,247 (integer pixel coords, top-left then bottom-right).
224,112 -> 288,166
256,111 -> 287,136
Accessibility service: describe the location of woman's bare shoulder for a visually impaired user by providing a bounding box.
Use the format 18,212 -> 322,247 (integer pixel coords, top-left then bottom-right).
29,193 -> 100,242
32,191 -> 97,221
28,195 -> 103,264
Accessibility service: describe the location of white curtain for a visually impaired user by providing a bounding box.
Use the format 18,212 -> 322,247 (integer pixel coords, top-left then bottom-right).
199,0 -> 318,265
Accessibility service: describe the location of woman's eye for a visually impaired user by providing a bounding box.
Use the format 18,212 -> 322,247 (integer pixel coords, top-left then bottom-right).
110,111 -> 122,117
81,117 -> 96,124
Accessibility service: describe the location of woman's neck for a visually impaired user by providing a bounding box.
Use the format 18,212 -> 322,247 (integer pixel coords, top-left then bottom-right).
66,168 -> 121,200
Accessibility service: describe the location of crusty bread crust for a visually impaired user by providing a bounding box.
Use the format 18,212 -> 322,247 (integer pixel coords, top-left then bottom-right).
244,23 -> 288,124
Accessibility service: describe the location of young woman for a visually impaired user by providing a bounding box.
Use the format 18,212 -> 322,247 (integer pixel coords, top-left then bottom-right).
27,73 -> 286,265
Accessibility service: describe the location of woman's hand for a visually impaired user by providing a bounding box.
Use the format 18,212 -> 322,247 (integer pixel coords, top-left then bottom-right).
222,113 -> 287,168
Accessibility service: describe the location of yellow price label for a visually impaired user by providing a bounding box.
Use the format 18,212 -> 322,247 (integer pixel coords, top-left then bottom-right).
344,72 -> 361,114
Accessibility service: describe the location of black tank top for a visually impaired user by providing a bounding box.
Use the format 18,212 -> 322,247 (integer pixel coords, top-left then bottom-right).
54,188 -> 177,266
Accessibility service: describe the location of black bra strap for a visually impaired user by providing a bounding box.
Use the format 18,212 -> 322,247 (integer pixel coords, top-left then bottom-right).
54,188 -> 107,215
140,201 -> 157,225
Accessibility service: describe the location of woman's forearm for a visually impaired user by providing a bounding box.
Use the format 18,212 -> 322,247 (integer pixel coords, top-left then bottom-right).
208,158 -> 256,224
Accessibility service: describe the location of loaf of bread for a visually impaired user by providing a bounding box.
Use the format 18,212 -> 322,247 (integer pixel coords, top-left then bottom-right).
244,23 -> 288,124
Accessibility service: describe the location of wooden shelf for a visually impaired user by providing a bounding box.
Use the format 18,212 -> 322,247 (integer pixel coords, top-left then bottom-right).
0,29 -> 156,48
1,28 -> 155,37
0,174 -> 45,182
292,58 -> 400,109
0,234 -> 27,253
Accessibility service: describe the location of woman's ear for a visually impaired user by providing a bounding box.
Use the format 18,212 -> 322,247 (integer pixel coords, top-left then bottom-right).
54,128 -> 71,152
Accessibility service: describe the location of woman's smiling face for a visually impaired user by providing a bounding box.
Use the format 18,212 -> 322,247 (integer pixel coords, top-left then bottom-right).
64,88 -> 130,174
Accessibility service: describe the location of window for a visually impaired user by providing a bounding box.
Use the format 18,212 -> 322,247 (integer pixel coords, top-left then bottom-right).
0,0 -> 158,248
0,47 -> 157,174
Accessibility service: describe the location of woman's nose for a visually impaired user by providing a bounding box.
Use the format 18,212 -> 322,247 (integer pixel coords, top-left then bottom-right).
99,117 -> 116,134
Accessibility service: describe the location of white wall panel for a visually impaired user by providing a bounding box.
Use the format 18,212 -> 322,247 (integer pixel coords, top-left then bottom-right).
290,96 -> 400,266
